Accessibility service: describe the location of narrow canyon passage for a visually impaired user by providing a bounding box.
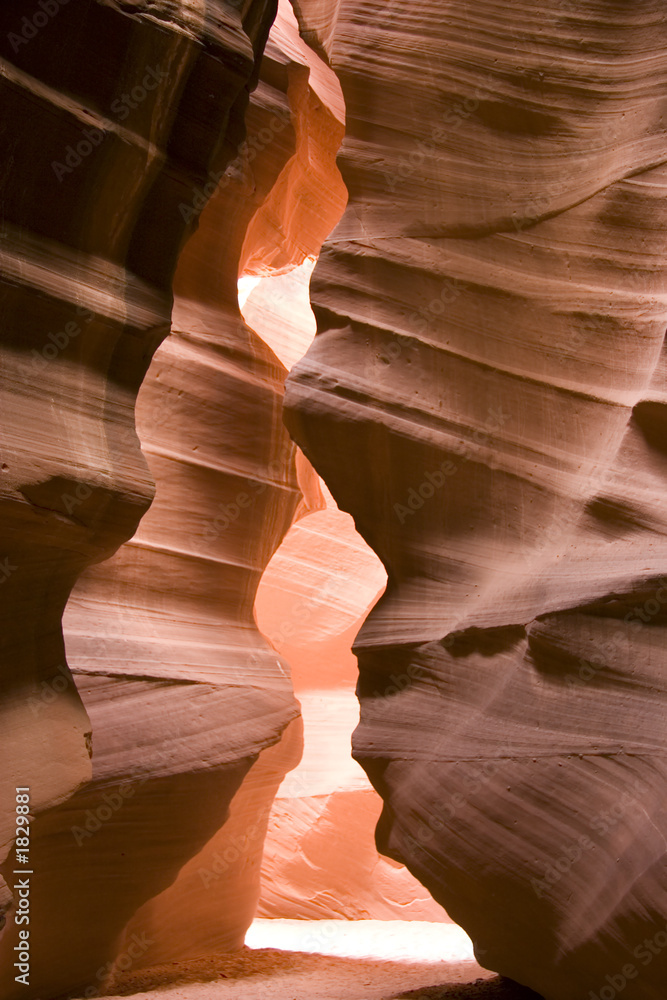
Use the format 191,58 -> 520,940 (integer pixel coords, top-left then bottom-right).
1,2 -> 666,1000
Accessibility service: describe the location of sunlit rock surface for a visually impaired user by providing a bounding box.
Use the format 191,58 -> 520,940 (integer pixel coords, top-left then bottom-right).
244,238 -> 446,924
3,1 -> 667,996
255,487 -> 447,921
10,0 -> 345,992
285,3 -> 667,997
0,1 -> 285,995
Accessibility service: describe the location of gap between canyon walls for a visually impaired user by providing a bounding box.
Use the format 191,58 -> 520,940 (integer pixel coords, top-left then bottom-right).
244,262 -> 452,927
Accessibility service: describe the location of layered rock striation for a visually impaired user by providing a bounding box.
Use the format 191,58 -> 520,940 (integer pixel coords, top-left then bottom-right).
285,3 -> 667,997
0,1 -> 347,994
0,1 -> 296,996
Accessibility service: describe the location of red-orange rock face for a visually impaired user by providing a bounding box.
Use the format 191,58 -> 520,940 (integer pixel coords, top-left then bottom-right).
3,2 -> 667,997
0,2 -> 350,995
285,3 -> 667,997
0,1 -> 291,996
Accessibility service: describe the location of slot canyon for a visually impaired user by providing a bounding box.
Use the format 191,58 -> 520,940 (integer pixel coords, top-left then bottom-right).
1,2 -> 666,999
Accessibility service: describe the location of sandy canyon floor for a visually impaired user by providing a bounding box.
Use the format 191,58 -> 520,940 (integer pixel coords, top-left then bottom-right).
98,950 -> 540,1000
91,921 -> 542,1000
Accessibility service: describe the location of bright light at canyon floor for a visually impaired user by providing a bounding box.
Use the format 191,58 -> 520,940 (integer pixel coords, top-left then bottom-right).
245,919 -> 477,963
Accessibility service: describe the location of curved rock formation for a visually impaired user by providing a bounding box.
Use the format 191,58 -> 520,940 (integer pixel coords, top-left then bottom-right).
0,3 -> 348,995
0,0 -> 289,996
243,230 -> 446,924
114,2 -> 345,973
255,480 -> 447,922
284,3 -> 667,998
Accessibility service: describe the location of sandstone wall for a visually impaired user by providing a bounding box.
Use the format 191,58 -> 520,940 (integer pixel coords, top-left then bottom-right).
285,3 -> 667,997
0,1 -> 282,996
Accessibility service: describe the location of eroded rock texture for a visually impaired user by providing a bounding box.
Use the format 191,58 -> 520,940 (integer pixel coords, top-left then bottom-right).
105,4 -> 347,972
241,234 -> 447,923
254,461 -> 448,922
285,3 -> 667,998
0,1 -> 288,997
0,2 -> 348,995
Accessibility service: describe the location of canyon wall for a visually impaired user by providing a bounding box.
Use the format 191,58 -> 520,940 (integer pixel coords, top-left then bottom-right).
3,1 -> 667,997
106,3 -> 349,975
285,3 -> 667,998
0,1 -> 288,996
3,1 -> 440,993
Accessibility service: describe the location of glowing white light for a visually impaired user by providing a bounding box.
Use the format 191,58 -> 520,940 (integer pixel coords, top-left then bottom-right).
245,919 -> 476,963
237,274 -> 262,308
